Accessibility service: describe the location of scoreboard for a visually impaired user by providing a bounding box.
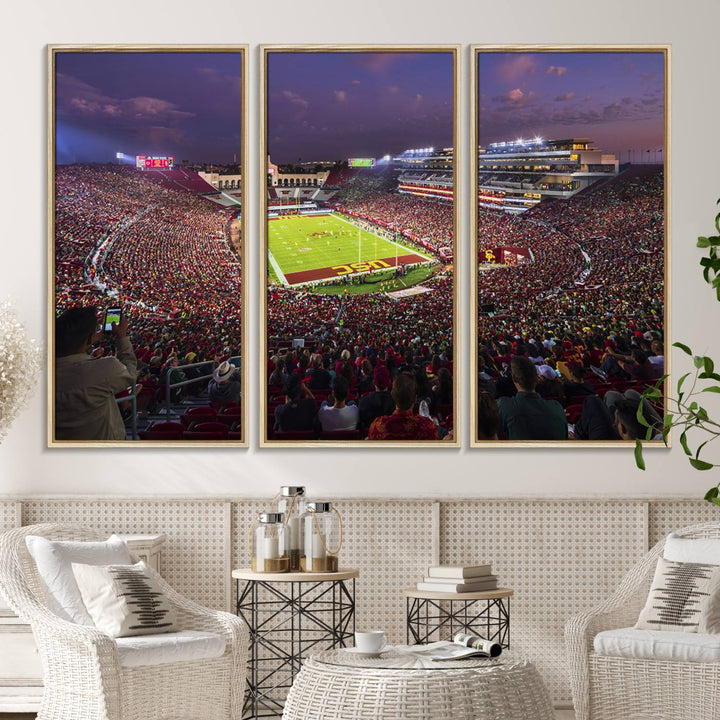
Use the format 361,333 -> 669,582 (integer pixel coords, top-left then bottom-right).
348,158 -> 375,168
136,155 -> 174,169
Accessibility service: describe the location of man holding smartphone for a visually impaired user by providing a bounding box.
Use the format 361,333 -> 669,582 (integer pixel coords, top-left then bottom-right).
55,306 -> 137,441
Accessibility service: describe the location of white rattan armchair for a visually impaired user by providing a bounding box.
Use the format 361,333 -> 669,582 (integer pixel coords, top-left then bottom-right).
565,521 -> 720,720
0,523 -> 248,720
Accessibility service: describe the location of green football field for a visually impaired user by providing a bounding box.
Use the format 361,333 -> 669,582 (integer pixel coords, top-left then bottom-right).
267,213 -> 432,287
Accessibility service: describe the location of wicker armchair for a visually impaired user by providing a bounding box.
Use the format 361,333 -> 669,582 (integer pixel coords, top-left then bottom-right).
0,524 -> 248,720
565,521 -> 720,720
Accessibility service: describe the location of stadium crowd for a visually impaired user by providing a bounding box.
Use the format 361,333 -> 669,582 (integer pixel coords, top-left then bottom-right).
475,168 -> 665,441
333,191 -> 453,245
55,164 -> 244,414
267,272 -> 454,440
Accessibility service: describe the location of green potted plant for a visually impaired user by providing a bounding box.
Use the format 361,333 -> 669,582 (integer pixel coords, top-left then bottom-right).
635,200 -> 720,506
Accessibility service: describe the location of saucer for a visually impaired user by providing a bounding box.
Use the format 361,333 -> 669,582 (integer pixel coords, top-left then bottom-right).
343,647 -> 390,657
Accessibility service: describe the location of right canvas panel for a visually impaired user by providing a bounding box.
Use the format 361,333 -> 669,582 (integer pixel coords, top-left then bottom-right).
471,46 -> 669,446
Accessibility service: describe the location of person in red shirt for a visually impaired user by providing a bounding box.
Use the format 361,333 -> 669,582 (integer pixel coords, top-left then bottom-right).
367,373 -> 438,441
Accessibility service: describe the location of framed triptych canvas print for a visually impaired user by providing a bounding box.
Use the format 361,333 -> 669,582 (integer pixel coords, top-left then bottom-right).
48,45 -> 248,447
470,46 -> 669,447
260,46 -> 459,447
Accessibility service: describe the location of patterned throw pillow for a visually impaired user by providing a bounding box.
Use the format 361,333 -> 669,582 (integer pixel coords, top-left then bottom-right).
635,557 -> 720,633
71,561 -> 178,638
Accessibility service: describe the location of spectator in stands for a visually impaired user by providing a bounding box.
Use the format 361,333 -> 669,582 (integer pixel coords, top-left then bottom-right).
477,391 -> 501,441
648,338 -> 665,378
55,306 -> 137,441
208,361 -> 241,405
359,365 -> 395,435
306,353 -> 331,389
573,388 -> 661,441
367,372 -> 438,441
430,368 -> 452,414
269,358 -> 287,388
274,373 -> 317,433
497,356 -> 567,440
317,376 -> 359,432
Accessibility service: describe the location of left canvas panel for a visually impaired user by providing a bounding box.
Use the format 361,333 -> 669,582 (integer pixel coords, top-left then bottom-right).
49,46 -> 248,446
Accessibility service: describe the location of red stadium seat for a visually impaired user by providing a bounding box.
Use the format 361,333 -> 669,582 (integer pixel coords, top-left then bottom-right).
217,405 -> 244,427
180,407 -> 217,428
273,430 -> 316,441
146,421 -> 185,433
182,431 -> 227,441
138,429 -> 183,441
318,430 -> 361,440
189,421 -> 228,438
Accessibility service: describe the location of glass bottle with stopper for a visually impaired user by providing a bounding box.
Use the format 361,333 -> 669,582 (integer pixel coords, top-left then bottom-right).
301,501 -> 343,573
276,486 -> 306,571
251,512 -> 290,573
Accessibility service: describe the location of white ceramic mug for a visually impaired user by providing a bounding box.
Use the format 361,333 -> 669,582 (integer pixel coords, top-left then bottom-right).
354,630 -> 387,654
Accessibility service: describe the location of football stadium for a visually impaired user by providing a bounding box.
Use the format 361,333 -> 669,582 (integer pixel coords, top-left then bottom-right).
265,148 -> 456,442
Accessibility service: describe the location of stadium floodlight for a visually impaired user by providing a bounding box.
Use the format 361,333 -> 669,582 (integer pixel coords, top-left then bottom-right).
534,136 -> 543,144
115,152 -> 123,159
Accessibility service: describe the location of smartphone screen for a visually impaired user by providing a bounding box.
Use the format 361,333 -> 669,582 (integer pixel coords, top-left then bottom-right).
104,307 -> 122,333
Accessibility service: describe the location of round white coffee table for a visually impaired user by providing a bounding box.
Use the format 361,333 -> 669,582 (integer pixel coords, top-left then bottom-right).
282,647 -> 554,720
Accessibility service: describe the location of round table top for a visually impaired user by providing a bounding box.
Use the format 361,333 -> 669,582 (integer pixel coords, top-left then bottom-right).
311,646 -> 525,672
403,587 -> 513,600
232,568 -> 359,582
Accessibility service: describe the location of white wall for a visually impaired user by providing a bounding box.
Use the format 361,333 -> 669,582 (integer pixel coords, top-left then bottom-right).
1,0 -> 718,498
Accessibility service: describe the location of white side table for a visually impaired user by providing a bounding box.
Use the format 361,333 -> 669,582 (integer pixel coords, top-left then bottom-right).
0,532 -> 165,714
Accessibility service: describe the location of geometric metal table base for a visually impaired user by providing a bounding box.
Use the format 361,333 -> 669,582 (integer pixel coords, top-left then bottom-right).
405,592 -> 511,648
235,570 -> 357,719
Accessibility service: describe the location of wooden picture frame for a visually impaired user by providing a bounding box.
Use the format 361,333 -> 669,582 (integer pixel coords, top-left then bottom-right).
260,45 -> 460,447
48,45 -> 248,447
470,45 -> 670,447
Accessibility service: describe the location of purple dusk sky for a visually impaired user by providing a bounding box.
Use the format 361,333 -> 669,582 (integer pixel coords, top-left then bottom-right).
55,52 -> 242,165
478,51 -> 665,161
267,51 -> 454,165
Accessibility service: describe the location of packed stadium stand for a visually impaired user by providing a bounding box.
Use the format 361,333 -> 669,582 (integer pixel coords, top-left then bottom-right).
55,163 -> 244,440
475,164 -> 665,441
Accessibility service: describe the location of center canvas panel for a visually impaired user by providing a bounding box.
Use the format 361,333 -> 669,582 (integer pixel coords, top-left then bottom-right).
262,47 -> 458,446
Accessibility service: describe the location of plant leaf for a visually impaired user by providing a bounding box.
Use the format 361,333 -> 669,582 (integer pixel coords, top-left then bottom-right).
673,342 -> 692,356
698,236 -> 711,248
680,431 -> 691,456
705,486 -> 720,501
690,458 -> 715,471
701,386 -> 720,393
705,357 -> 715,375
636,402 -> 651,428
634,440 -> 646,471
694,356 -> 705,369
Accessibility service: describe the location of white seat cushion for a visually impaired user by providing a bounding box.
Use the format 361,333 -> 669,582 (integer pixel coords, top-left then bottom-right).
116,630 -> 226,668
594,627 -> 720,663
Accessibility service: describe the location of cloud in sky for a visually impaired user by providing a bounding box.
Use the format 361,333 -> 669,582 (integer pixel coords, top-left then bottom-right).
477,51 -> 665,156
546,65 -> 568,77
54,52 -> 243,164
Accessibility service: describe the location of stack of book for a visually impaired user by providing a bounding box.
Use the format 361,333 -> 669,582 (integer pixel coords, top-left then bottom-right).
416,564 -> 497,593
